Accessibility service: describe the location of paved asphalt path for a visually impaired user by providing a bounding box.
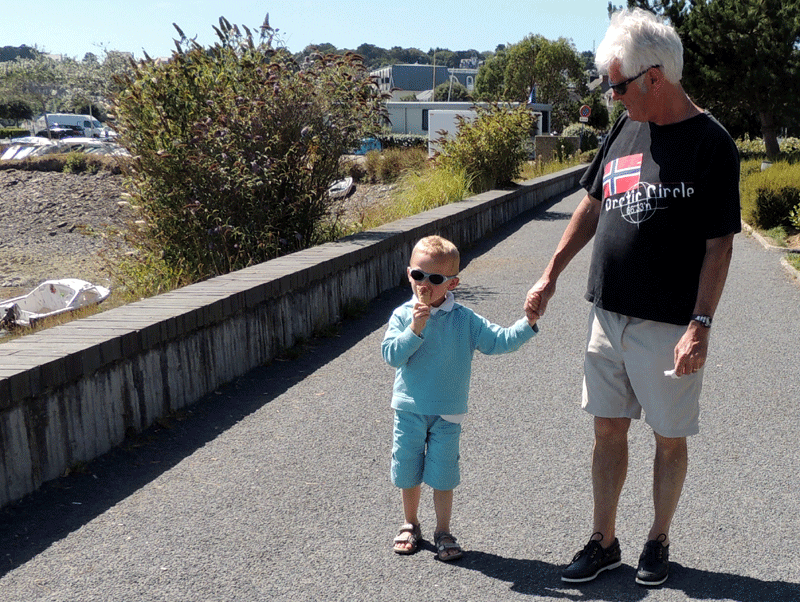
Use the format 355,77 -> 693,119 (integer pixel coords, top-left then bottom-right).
2,188 -> 799,602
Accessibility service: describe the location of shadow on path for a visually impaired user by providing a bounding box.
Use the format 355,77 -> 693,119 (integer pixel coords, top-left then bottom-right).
459,551 -> 799,601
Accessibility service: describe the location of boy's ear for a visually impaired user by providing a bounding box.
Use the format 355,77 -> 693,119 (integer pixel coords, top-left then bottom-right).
447,277 -> 459,290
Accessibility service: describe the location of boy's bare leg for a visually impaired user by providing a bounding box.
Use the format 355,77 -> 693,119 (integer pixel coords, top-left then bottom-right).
433,488 -> 453,533
433,488 -> 460,559
396,486 -> 422,552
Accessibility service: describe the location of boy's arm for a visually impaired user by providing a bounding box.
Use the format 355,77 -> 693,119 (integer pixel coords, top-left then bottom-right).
381,311 -> 424,367
473,313 -> 538,356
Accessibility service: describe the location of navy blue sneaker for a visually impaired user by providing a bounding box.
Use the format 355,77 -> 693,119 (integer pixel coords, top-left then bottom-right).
635,534 -> 670,586
561,533 -> 622,583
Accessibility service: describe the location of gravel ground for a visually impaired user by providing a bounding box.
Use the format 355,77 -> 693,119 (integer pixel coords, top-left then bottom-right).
0,169 -> 133,294
0,168 -> 395,300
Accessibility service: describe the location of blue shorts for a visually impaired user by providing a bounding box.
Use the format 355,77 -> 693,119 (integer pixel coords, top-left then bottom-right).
391,410 -> 461,491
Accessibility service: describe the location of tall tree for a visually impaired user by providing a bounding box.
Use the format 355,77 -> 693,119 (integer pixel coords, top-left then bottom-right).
0,56 -> 64,131
607,0 -> 800,155
476,35 -> 585,130
473,49 -> 507,100
681,0 -> 800,157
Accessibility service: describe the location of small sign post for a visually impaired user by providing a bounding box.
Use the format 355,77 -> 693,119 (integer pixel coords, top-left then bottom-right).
579,104 -> 591,123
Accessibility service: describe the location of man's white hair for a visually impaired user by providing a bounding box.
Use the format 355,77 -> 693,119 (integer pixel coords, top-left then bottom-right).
595,8 -> 684,85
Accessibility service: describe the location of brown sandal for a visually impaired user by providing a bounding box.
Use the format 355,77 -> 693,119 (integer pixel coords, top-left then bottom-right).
434,531 -> 464,561
393,523 -> 422,555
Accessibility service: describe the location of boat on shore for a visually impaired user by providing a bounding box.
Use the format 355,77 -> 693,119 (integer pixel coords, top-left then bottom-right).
1,279 -> 111,330
327,176 -> 354,199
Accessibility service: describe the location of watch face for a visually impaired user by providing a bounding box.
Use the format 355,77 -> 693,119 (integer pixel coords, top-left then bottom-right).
692,315 -> 712,327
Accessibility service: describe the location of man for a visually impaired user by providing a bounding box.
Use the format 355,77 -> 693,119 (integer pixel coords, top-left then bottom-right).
525,8 -> 740,587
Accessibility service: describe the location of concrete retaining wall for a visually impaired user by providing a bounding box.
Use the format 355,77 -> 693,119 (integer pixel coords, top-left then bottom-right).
0,165 -> 585,508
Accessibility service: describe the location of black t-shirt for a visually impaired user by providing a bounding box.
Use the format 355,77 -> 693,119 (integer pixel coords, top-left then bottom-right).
580,112 -> 741,325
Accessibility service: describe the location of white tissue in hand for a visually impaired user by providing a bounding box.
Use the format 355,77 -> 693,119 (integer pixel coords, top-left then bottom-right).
664,369 -> 680,379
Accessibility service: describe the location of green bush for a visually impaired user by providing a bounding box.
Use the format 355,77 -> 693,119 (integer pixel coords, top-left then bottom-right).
112,17 -> 386,282
736,136 -> 800,162
364,150 -> 382,183
378,148 -> 405,182
789,203 -> 800,230
361,164 -> 473,229
0,128 -> 29,139
362,147 -> 427,184
0,153 -> 125,174
378,134 -> 427,149
562,123 -> 599,152
435,104 -> 535,193
741,161 -> 800,229
62,152 -> 87,173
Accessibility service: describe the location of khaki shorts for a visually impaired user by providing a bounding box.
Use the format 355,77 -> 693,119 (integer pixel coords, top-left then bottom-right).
582,305 -> 703,437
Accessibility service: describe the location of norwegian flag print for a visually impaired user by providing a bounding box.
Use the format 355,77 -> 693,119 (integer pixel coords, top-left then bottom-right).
602,153 -> 643,198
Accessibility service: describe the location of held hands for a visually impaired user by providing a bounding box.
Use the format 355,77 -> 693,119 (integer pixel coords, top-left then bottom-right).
525,293 -> 541,327
524,278 -> 555,322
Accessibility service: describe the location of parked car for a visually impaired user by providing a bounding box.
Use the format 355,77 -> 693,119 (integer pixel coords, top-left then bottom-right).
35,125 -> 83,139
352,137 -> 382,155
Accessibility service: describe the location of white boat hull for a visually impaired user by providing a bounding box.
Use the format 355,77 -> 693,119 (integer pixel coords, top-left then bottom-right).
1,279 -> 111,329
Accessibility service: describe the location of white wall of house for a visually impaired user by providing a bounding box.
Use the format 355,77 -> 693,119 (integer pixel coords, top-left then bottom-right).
386,102 -> 550,137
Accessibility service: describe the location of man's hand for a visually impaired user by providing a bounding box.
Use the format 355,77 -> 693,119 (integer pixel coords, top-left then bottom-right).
525,278 -> 556,318
673,322 -> 709,376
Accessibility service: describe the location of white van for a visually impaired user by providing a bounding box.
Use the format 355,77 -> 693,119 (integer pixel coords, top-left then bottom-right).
34,113 -> 112,138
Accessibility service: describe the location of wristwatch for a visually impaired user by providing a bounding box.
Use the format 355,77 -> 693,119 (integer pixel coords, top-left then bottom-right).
691,314 -> 713,328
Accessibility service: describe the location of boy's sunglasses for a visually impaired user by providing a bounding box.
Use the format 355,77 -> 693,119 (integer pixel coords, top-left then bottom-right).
409,268 -> 457,285
610,65 -> 660,96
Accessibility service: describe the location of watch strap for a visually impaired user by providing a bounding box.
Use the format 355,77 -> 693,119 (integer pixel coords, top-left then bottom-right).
691,314 -> 712,328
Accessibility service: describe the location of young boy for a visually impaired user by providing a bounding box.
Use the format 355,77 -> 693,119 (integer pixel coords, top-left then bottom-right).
382,235 -> 540,561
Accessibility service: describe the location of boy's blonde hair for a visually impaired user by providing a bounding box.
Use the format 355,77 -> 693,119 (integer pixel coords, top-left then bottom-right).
411,235 -> 460,274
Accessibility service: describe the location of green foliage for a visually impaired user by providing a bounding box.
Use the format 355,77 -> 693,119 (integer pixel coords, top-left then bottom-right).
62,152 -> 87,173
609,101 -> 626,126
112,16 -> 387,282
111,248 -> 193,302
581,89 -> 610,130
433,80 -> 471,101
562,123 -> 599,152
0,127 -> 29,139
736,137 -> 800,162
361,164 -> 473,229
378,148 -> 406,182
0,153 -> 125,174
519,152 -> 590,180
435,104 -> 536,192
362,147 -> 428,183
0,99 -> 33,122
473,35 -> 585,131
790,203 -> 800,230
740,161 -> 800,229
377,134 -> 427,149
681,0 -> 800,156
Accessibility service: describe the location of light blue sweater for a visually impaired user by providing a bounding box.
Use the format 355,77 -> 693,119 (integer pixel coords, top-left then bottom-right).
382,295 -> 538,416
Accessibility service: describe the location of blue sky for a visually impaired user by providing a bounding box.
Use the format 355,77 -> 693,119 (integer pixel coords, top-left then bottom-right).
5,0 -> 611,60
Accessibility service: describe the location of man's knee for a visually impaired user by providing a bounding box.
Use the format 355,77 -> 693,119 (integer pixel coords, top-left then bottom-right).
594,416 -> 631,441
654,432 -> 687,455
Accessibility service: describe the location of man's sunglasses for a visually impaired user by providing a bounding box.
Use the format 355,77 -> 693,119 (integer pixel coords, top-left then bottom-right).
409,268 -> 458,285
610,65 -> 660,96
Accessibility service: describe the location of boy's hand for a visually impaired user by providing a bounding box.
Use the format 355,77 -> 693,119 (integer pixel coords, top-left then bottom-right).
410,302 -> 430,336
526,292 -> 541,327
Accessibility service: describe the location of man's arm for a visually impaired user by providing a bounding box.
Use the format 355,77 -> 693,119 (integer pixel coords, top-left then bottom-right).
673,232 -> 735,376
525,194 -> 601,317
